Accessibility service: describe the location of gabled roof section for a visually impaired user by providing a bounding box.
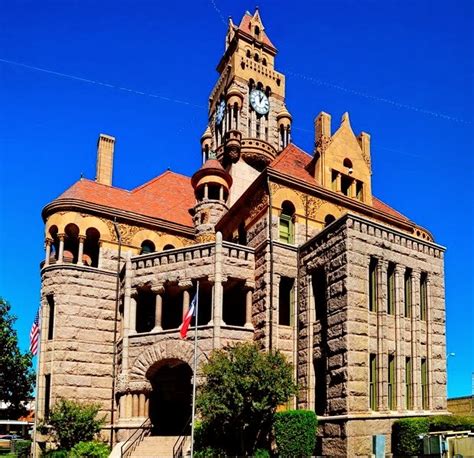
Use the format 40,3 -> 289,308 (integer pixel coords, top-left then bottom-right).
269,143 -> 410,222
238,10 -> 275,49
54,171 -> 195,227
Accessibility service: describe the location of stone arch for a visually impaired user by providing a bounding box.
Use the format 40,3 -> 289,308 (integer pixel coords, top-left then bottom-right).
129,339 -> 207,382
45,212 -> 111,240
317,202 -> 343,224
131,229 -> 161,251
272,188 -> 305,215
158,234 -> 184,251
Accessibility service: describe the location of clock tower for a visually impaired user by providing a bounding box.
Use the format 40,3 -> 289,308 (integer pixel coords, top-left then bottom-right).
201,9 -> 292,204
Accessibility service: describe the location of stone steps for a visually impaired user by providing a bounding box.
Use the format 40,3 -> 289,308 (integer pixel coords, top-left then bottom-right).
130,435 -> 189,458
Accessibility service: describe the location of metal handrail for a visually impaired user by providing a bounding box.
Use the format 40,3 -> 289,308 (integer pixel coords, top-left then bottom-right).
172,415 -> 192,458
120,417 -> 152,457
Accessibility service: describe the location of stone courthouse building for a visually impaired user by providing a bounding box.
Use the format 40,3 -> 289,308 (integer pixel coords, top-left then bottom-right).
36,9 -> 448,456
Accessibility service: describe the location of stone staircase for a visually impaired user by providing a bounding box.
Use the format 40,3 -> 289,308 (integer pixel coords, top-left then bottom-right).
129,435 -> 189,457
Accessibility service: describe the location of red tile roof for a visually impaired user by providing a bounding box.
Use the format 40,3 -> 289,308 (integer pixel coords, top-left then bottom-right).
269,144 -> 410,222
56,171 -> 195,227
238,13 -> 275,49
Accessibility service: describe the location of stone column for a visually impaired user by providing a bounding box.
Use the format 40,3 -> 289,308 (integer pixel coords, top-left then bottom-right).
122,253 -> 132,372
426,276 -> 433,410
44,239 -> 52,266
132,393 -> 139,417
204,183 -> 209,200
334,173 -> 341,193
57,234 -> 65,263
219,185 -> 224,202
307,273 -> 315,411
244,286 -> 254,329
213,232 -> 224,348
377,260 -> 389,411
182,289 -> 190,321
412,270 -> 421,410
138,393 -> 146,417
97,241 -> 103,269
130,296 -> 137,334
153,287 -> 164,331
394,265 -> 405,411
77,236 -> 85,265
126,393 -> 132,418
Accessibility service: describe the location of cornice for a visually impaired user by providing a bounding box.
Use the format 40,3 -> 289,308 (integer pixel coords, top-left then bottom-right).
42,198 -> 195,238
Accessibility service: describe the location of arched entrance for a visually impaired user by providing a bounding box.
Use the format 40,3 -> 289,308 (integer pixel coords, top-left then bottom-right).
147,359 -> 192,435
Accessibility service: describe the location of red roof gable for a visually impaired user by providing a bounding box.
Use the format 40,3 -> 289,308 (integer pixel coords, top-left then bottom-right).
56,171 -> 195,227
238,13 -> 275,49
269,144 -> 410,222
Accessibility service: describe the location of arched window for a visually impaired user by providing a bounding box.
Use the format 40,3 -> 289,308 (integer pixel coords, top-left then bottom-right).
324,214 -> 336,227
64,223 -> 79,263
140,240 -> 155,255
163,244 -> 175,251
279,201 -> 295,244
343,158 -> 353,174
262,57 -> 267,66
254,53 -> 259,62
49,225 -> 59,262
246,49 -> 251,58
84,228 -> 100,267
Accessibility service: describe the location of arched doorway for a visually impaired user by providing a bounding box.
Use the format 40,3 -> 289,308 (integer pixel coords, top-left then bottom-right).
147,359 -> 192,435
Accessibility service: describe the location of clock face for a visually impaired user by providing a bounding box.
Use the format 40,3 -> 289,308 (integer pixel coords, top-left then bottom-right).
250,89 -> 270,115
216,100 -> 225,125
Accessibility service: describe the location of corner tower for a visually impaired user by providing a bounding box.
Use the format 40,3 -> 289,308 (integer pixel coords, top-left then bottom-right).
202,9 -> 291,202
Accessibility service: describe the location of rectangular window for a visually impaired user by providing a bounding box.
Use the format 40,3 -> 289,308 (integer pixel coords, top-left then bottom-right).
265,126 -> 269,142
421,358 -> 428,410
369,354 -> 377,410
404,269 -> 412,317
420,272 -> 428,321
331,170 -> 338,192
341,174 -> 352,196
47,294 -> 55,340
44,374 -> 51,418
405,357 -> 412,409
356,180 -> 364,201
256,117 -> 261,138
279,277 -> 294,326
279,215 -> 293,244
369,257 -> 378,312
388,354 -> 396,410
312,268 -> 326,321
387,263 -> 395,315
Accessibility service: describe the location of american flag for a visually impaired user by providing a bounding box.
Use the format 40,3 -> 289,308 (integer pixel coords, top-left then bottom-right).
29,310 -> 40,356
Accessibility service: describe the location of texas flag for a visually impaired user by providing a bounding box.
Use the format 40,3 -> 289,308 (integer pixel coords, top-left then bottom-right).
179,293 -> 197,339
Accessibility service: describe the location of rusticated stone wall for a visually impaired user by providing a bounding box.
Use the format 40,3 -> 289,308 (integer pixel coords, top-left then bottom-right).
38,263 -> 117,422
299,213 -> 447,456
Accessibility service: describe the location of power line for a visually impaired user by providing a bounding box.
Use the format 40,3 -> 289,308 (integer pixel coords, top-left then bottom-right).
209,0 -> 227,27
0,58 -> 206,109
285,70 -> 471,125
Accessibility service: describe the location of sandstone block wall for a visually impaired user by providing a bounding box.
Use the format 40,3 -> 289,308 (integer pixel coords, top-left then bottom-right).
39,264 -> 117,421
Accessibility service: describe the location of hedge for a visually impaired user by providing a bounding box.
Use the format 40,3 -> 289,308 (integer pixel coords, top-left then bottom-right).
393,415 -> 474,456
68,441 -> 110,457
392,417 -> 429,456
274,410 -> 317,457
429,415 -> 474,432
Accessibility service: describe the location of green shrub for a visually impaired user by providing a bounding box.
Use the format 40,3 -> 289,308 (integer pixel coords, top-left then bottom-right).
429,415 -> 474,432
392,417 -> 429,456
43,450 -> 68,458
274,410 -> 317,457
12,439 -> 31,458
68,441 -> 110,457
47,399 -> 105,450
254,448 -> 270,457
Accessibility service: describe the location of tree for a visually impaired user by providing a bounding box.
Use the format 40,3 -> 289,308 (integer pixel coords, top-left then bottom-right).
47,399 -> 105,450
0,297 -> 35,419
196,343 -> 297,456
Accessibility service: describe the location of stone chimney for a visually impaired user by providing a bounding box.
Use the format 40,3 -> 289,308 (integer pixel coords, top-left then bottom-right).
315,112 -> 331,152
95,134 -> 115,186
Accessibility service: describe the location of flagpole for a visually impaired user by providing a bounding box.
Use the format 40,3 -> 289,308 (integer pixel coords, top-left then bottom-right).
32,308 -> 42,458
190,281 -> 199,458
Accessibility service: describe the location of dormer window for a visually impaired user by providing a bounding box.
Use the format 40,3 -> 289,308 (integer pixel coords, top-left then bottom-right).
255,26 -> 260,37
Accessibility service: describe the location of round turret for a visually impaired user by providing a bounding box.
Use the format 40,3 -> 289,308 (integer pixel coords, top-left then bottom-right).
191,154 -> 232,243
200,126 -> 213,162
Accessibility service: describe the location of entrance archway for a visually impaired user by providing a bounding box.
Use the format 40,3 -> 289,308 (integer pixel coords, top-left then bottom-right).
147,359 -> 192,435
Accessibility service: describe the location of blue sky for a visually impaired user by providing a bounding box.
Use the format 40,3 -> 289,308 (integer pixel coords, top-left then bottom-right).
0,0 -> 472,397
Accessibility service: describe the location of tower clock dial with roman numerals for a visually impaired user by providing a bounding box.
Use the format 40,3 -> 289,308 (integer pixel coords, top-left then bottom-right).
250,89 -> 270,115
216,100 -> 225,125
